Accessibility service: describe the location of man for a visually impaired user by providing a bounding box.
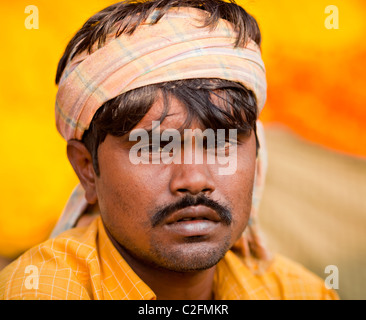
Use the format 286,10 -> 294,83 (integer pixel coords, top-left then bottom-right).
0,0 -> 338,300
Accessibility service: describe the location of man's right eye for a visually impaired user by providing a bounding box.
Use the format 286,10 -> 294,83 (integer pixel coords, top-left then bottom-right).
140,145 -> 162,153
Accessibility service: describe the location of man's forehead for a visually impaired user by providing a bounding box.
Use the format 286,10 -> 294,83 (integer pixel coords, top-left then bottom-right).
133,94 -> 189,132
133,90 -> 229,132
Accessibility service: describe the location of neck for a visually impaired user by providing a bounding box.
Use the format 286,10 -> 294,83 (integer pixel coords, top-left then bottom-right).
126,253 -> 216,300
106,230 -> 216,300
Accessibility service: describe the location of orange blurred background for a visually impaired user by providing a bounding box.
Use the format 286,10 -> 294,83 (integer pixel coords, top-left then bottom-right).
0,0 -> 365,297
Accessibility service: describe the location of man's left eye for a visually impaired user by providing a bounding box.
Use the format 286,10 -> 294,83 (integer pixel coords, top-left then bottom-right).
150,145 -> 163,153
141,145 -> 171,153
208,140 -> 237,149
139,145 -> 160,153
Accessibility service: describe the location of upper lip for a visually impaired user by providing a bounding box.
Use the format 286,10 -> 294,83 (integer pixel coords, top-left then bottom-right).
164,205 -> 221,224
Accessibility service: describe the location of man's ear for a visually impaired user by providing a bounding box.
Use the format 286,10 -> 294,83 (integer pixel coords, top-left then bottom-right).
67,140 -> 98,204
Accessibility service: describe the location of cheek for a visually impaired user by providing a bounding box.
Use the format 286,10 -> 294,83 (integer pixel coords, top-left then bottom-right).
229,172 -> 254,226
95,146 -> 169,250
96,173 -> 155,253
223,146 -> 256,237
95,152 -> 149,237
97,142 -> 143,210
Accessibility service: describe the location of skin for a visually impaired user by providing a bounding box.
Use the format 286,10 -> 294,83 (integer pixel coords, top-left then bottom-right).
67,92 -> 257,300
0,256 -> 12,272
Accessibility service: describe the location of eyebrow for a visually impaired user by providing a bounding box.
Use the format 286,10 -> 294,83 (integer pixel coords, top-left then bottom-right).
128,127 -> 250,142
119,111 -> 252,144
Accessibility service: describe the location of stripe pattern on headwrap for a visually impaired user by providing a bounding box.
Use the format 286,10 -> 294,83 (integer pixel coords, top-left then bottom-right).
55,7 -> 267,141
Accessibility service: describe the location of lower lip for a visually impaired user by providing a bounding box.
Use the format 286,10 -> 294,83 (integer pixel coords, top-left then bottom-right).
163,220 -> 220,237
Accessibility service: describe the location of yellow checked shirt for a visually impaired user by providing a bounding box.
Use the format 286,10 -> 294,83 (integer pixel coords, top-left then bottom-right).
0,216 -> 338,300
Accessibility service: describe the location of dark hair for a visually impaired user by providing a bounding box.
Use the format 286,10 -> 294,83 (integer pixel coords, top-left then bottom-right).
56,0 -> 262,175
82,79 -> 259,175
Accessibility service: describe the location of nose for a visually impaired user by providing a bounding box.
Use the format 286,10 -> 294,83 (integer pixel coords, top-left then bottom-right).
169,163 -> 216,196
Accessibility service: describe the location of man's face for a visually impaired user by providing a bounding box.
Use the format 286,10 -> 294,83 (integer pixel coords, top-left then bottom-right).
95,93 -> 257,272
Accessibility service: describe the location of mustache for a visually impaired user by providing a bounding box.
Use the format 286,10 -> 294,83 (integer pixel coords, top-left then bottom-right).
150,194 -> 232,227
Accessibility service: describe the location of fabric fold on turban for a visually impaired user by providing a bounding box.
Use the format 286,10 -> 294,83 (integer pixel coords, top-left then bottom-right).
56,7 -> 267,141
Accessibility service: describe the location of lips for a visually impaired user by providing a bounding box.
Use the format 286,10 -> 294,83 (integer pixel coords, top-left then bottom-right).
162,205 -> 223,237
164,205 -> 221,225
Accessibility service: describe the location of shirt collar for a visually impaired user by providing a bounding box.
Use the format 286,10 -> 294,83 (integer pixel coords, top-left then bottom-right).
97,216 -> 272,300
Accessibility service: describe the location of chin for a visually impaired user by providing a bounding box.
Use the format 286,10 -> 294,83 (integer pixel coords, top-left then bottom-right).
151,239 -> 231,272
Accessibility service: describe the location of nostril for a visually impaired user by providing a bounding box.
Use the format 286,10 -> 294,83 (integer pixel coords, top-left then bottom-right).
177,188 -> 212,196
170,167 -> 216,196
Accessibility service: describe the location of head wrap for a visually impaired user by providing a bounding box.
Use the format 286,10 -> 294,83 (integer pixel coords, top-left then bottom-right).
55,7 -> 267,141
53,6 -> 271,272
